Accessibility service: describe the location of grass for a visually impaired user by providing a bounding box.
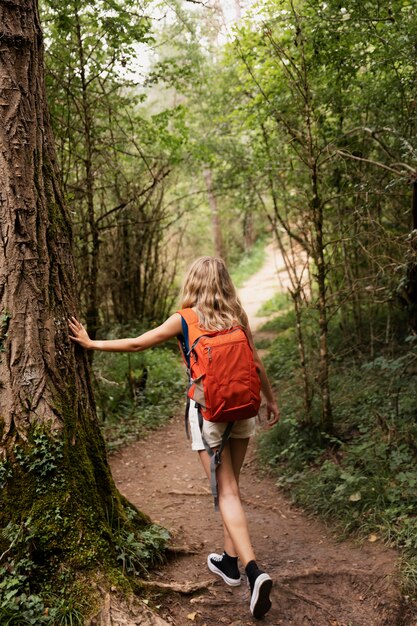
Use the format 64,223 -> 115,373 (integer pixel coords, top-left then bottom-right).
256,292 -> 291,317
230,236 -> 268,288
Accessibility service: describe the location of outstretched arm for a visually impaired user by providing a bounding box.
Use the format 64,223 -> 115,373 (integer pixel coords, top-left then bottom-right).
68,314 -> 183,352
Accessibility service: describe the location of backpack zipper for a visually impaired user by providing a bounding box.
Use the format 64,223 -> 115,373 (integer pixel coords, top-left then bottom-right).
187,327 -> 242,358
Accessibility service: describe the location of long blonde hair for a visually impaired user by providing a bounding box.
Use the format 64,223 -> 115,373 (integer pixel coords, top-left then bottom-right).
179,256 -> 247,330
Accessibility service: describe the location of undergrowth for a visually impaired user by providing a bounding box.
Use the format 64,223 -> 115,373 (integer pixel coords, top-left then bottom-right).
257,294 -> 417,593
230,235 -> 267,287
92,326 -> 185,451
0,516 -> 87,625
0,494 -> 170,624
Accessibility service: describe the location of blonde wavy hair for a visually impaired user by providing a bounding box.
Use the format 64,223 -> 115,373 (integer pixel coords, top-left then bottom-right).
179,256 -> 248,330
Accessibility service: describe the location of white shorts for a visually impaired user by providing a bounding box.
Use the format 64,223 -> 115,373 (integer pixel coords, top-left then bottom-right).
188,400 -> 256,451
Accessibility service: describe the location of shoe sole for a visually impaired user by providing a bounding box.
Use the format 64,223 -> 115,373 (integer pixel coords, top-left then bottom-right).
250,573 -> 272,619
207,555 -> 242,586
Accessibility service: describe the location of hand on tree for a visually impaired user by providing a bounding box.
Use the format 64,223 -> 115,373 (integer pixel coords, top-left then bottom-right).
68,317 -> 92,349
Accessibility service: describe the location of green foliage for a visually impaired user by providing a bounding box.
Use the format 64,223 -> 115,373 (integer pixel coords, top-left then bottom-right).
113,522 -> 170,577
0,570 -> 49,626
263,328 -> 299,380
0,568 -> 85,626
41,0 -> 185,327
0,311 -> 11,353
93,333 -> 185,450
0,460 -> 12,490
258,307 -> 417,591
256,293 -> 291,317
0,518 -> 85,625
105,503 -> 169,576
260,309 -> 296,334
230,236 -> 267,287
14,427 -> 64,494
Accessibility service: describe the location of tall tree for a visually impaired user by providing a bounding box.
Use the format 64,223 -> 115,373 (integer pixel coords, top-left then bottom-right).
0,0 -> 166,620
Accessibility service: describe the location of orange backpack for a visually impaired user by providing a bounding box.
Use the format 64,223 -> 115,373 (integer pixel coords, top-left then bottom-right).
177,308 -> 261,509
177,308 -> 261,423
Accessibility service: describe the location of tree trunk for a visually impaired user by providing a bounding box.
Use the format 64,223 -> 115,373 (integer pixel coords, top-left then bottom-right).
0,0 -> 160,616
311,171 -> 333,432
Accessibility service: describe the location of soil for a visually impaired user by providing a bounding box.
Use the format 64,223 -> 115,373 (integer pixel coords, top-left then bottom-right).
109,245 -> 417,626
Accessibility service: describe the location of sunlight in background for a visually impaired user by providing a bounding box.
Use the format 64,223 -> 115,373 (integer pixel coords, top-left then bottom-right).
122,0 -> 252,83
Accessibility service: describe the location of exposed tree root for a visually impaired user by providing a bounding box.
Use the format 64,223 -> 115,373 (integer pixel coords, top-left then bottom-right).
87,592 -> 170,626
277,567 -> 373,581
189,596 -> 234,607
166,489 -> 210,497
166,543 -> 204,556
141,578 -> 214,594
276,582 -> 338,619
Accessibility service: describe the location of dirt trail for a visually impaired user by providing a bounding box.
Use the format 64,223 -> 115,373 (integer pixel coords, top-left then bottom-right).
110,246 -> 414,626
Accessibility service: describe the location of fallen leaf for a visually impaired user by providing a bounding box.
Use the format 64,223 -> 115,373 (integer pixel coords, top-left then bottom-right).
187,612 -> 197,621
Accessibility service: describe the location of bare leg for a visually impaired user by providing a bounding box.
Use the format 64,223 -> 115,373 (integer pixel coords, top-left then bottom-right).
222,438 -> 249,557
198,440 -> 255,567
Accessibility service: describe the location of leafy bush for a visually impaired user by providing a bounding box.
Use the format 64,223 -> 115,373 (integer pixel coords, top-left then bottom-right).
93,333 -> 185,450
258,307 -> 417,592
113,523 -> 170,576
0,519 -> 84,626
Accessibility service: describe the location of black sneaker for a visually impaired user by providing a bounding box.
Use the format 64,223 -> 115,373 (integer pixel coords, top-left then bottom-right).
249,571 -> 272,619
207,552 -> 242,586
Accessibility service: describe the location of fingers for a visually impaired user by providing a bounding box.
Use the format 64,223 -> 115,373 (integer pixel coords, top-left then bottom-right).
68,317 -> 85,343
264,404 -> 280,428
68,316 -> 82,329
267,415 -> 280,427
68,317 -> 85,332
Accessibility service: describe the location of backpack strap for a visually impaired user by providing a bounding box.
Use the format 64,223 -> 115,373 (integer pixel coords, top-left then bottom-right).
197,404 -> 234,511
177,308 -> 204,346
176,308 -> 203,439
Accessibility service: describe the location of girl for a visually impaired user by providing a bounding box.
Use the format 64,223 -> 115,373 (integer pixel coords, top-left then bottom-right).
68,256 -> 280,619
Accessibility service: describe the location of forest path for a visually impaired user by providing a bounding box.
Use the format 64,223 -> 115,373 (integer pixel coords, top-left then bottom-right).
110,244 -> 411,626
237,241 -> 291,332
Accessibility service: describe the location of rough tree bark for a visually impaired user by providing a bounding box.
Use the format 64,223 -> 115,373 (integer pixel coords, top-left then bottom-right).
0,0 -> 162,618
